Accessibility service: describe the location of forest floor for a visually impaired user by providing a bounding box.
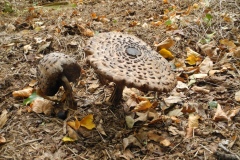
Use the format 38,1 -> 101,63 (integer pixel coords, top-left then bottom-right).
0,0 -> 240,159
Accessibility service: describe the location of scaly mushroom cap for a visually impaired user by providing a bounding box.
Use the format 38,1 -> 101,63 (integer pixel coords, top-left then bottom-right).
85,32 -> 177,93
37,52 -> 81,96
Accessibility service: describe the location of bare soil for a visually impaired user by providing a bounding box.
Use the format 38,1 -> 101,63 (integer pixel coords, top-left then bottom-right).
0,0 -> 240,159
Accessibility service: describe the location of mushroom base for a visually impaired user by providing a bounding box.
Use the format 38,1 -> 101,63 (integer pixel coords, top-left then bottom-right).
61,75 -> 77,110
108,84 -> 125,106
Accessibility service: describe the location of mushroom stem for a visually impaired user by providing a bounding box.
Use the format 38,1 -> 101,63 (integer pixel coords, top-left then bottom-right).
61,75 -> 77,110
108,84 -> 125,105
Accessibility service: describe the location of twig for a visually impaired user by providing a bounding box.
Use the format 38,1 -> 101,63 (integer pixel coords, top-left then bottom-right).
16,138 -> 42,147
199,144 -> 213,153
105,149 -> 111,159
96,128 -> 106,143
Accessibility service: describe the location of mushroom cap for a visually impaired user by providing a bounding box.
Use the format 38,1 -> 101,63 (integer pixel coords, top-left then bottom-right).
84,32 -> 177,93
37,52 -> 81,96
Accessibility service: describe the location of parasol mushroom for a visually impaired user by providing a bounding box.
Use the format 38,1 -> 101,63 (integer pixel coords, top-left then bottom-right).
37,52 -> 81,110
84,32 -> 177,105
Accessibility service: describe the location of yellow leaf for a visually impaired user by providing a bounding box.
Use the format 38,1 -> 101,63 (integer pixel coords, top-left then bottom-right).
185,54 -> 201,65
159,48 -> 174,59
62,136 -> 75,142
67,117 -> 81,130
80,114 -> 96,130
163,0 -> 168,4
132,99 -> 152,112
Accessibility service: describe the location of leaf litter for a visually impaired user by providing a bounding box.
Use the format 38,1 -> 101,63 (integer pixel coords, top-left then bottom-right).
0,0 -> 240,159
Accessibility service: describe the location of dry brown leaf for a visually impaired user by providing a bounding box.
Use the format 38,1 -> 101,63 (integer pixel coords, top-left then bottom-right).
82,28 -> 94,37
12,87 -> 33,98
0,135 -> 6,144
227,106 -> 240,120
199,56 -> 213,73
134,112 -> 148,122
66,125 -> 79,141
168,126 -> 185,136
160,139 -> 171,147
168,108 -> 183,117
123,135 -> 142,150
88,83 -> 100,93
0,109 -> 8,129
185,127 -> 193,138
235,91 -> 240,102
30,98 -> 53,115
164,96 -> 183,106
125,115 -> 135,128
29,79 -> 37,87
148,131 -> 171,147
121,149 -> 134,160
220,39 -> 236,51
96,123 -> 107,136
191,86 -> 210,93
188,114 -> 200,128
233,47 -> 240,58
213,104 -> 230,122
155,37 -> 175,51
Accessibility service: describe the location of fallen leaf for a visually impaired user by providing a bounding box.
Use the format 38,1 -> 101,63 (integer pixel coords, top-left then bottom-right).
191,86 -> 210,93
168,108 -> 183,117
155,37 -> 175,51
164,96 -> 183,106
12,87 -> 33,98
123,135 -> 142,150
188,114 -> 200,128
80,114 -> 96,130
148,131 -> 171,146
88,83 -> 100,93
29,79 -> 37,87
132,99 -> 152,112
168,126 -> 185,136
62,136 -> 75,142
125,115 -> 135,128
159,48 -> 174,59
185,54 -> 201,65
199,56 -> 213,73
67,117 -> 81,130
67,125 -> 79,141
30,98 -> 54,115
227,106 -> 240,120
0,135 -> 6,144
134,112 -> 148,123
185,127 -> 193,138
213,104 -> 230,122
96,123 -> 107,136
219,39 -> 236,51
160,139 -> 171,147
235,91 -> 240,102
0,109 -> 8,129
121,149 -> 134,159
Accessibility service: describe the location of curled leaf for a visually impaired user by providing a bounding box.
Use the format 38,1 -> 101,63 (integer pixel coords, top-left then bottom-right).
12,87 -> 33,98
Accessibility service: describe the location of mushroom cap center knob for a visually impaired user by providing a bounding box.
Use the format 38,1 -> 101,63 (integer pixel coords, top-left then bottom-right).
126,47 -> 141,57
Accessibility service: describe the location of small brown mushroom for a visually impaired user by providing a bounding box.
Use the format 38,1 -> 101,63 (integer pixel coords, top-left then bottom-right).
37,52 -> 81,110
84,32 -> 177,105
